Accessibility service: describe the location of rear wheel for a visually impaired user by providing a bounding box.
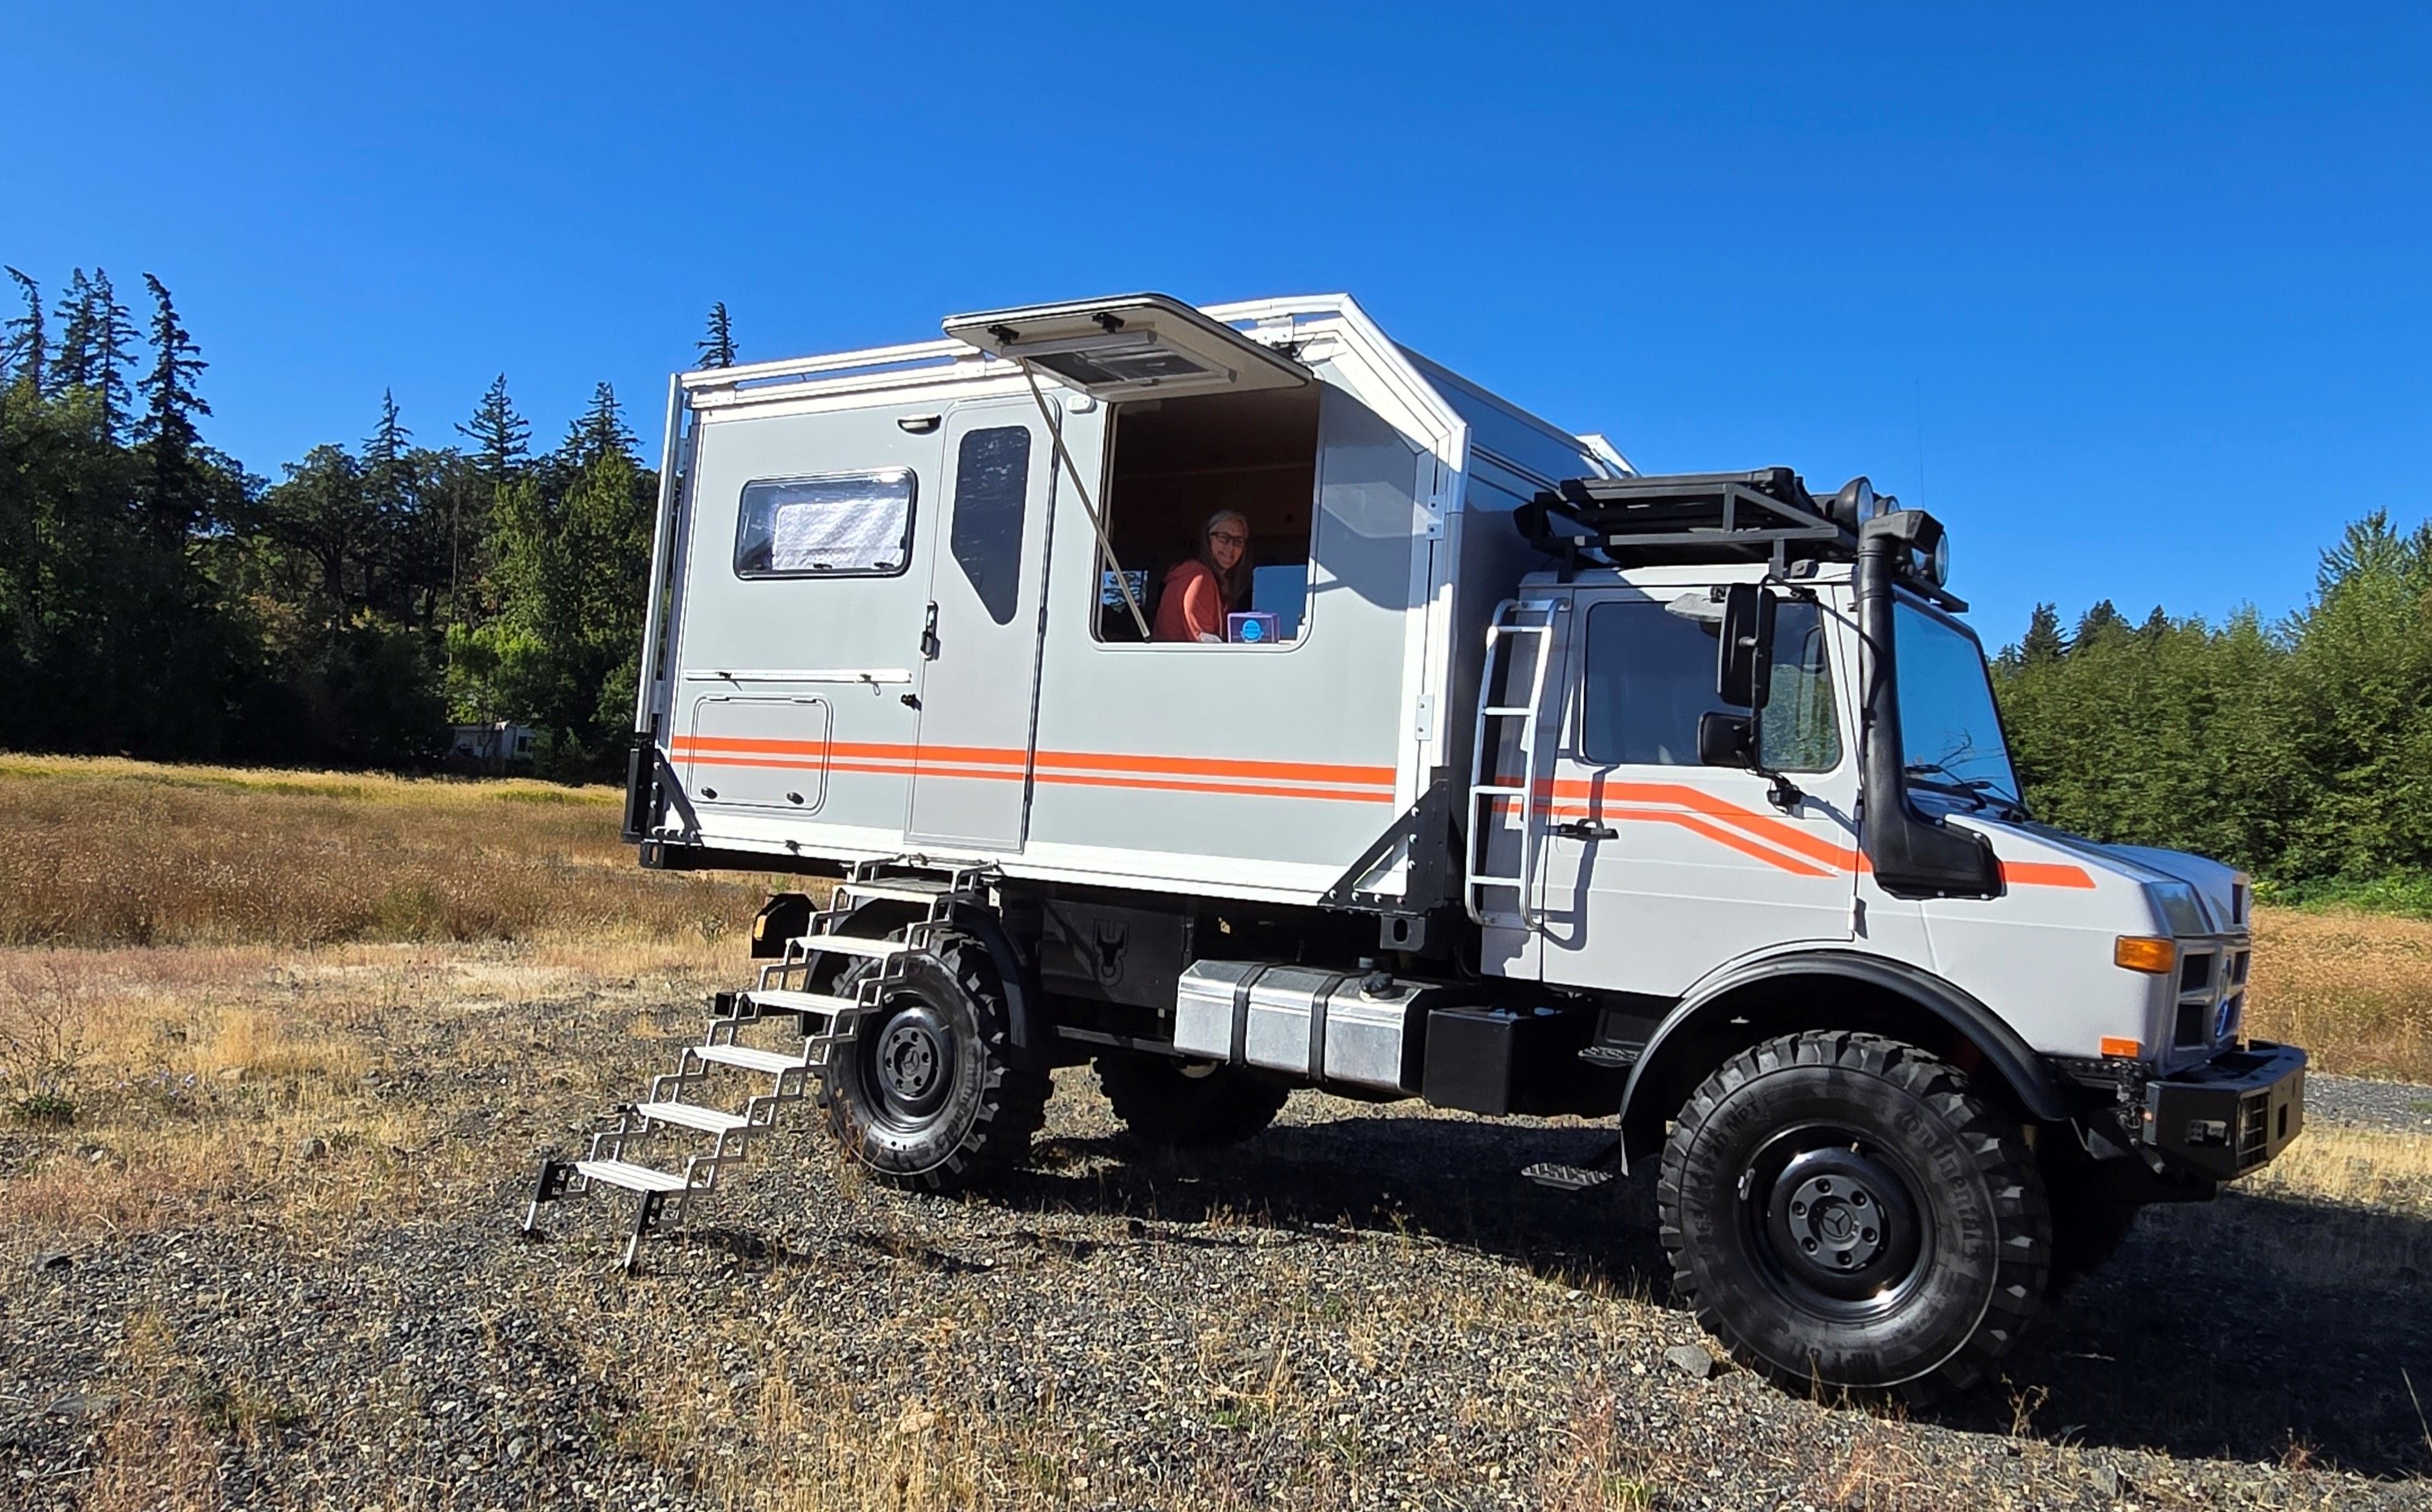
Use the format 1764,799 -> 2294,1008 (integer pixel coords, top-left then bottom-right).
1095,1053 -> 1290,1148
1656,1031 -> 2050,1400
823,932 -> 1050,1191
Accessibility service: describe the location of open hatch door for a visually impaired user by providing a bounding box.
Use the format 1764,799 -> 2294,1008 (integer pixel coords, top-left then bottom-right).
943,293 -> 1310,400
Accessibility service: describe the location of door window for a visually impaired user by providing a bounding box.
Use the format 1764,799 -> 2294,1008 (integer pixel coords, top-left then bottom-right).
948,426 -> 1031,625
1580,597 -> 1839,772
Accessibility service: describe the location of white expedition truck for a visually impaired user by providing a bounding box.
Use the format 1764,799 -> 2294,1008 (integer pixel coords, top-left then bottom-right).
526,293 -> 2306,1399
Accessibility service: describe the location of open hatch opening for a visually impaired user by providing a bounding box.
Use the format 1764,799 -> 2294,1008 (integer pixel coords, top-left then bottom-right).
1094,385 -> 1322,645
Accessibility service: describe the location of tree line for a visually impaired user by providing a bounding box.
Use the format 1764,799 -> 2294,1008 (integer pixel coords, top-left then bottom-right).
0,269 -> 750,775
3,264 -> 2426,889
1991,513 -> 2432,893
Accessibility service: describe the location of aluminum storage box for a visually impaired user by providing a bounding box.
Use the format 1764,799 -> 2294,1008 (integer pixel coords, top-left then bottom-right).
1321,979 -> 1428,1092
1244,967 -> 1352,1077
1174,959 -> 1264,1061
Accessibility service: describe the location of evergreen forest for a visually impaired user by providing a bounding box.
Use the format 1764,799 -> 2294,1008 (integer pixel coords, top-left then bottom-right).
2,266 -> 2427,898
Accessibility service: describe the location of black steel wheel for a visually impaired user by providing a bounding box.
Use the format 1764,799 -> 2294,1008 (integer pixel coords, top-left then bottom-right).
823,932 -> 1051,1192
1657,1031 -> 2050,1400
1094,1052 -> 1291,1148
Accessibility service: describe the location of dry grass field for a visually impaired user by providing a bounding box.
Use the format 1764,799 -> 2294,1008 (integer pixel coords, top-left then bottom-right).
2,757 -> 2430,1510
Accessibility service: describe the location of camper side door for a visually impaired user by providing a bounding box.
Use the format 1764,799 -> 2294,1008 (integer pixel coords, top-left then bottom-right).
666,403 -> 944,844
1532,584 -> 1860,994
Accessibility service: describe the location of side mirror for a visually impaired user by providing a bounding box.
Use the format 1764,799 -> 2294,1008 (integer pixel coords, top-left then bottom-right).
1698,711 -> 1755,769
1716,584 -> 1776,707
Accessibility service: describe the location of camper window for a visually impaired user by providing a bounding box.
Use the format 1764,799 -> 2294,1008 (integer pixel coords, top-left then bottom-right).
948,427 -> 1032,626
734,469 -> 915,579
1090,387 -> 1321,645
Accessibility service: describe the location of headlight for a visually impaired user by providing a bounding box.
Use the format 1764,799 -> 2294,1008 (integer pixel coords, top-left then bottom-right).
2144,880 -> 2209,936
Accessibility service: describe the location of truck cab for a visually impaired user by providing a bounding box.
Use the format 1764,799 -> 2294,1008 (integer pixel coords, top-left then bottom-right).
540,296 -> 2304,1402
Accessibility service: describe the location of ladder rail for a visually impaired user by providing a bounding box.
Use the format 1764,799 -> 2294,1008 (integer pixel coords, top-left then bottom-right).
1463,598 -> 1561,930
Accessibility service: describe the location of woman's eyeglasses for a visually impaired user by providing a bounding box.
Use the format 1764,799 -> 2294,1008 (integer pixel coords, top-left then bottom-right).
1209,532 -> 1249,547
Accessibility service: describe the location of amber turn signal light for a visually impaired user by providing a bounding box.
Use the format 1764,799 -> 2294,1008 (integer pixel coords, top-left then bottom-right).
2114,936 -> 2177,974
2100,1036 -> 2143,1058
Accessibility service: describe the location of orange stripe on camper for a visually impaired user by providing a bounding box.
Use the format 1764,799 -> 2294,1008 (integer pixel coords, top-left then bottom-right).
669,737 -> 1394,803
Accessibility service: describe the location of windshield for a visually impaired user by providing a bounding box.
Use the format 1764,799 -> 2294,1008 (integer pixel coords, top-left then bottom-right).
1892,598 -> 2023,809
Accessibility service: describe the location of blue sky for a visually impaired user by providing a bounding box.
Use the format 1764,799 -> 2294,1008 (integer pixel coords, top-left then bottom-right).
6,2 -> 2426,643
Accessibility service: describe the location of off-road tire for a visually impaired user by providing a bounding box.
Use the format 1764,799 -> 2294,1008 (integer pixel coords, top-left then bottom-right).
822,932 -> 1051,1192
1656,1031 -> 2050,1401
1095,1053 -> 1291,1148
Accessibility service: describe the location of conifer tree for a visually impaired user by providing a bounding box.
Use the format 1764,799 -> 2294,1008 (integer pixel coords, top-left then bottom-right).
2019,602 -> 2066,663
2,268 -> 41,391
88,269 -> 137,439
698,302 -> 737,369
136,273 -> 212,534
49,269 -> 96,396
456,374 -> 531,485
562,381 -> 636,469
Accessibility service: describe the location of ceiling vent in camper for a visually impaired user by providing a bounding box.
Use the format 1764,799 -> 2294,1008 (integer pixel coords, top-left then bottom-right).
943,293 -> 1311,400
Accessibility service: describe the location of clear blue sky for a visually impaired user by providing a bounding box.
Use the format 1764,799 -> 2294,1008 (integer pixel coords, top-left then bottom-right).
8,2 -> 2426,643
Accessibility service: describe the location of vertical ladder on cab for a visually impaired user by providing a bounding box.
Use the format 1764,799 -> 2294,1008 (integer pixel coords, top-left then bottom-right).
1464,598 -> 1561,930
522,860 -> 987,1270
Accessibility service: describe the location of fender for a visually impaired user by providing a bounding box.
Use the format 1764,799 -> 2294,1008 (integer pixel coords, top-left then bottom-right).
1618,949 -> 2074,1150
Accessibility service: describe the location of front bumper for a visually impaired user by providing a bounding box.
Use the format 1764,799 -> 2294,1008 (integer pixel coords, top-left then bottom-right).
2143,1040 -> 2306,1180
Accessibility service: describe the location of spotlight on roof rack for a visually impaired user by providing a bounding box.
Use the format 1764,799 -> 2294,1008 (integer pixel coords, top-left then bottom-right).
1825,478 -> 1878,534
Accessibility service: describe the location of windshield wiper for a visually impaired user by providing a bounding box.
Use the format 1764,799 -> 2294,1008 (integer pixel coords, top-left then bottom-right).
1904,762 -> 2025,819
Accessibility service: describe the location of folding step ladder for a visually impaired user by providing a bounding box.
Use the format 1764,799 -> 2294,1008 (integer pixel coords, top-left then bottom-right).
1463,598 -> 1561,930
523,860 -> 989,1270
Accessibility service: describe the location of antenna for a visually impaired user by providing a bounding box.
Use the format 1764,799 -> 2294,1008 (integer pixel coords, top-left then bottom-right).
1914,377 -> 1926,505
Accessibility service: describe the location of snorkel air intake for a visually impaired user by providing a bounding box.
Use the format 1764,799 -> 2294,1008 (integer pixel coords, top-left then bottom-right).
1854,510 -> 2001,899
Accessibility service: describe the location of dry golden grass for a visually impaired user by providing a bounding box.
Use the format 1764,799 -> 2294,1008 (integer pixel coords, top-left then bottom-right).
0,754 -> 777,947
2246,906 -> 2432,1080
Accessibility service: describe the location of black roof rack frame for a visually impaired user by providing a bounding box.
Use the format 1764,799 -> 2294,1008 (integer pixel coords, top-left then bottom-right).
1515,466 -> 1967,610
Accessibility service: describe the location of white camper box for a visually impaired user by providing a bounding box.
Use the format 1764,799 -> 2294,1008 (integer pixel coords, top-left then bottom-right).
634,293 -> 1628,905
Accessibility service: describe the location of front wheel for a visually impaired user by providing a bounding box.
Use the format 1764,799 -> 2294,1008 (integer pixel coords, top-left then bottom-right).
1656,1031 -> 2050,1400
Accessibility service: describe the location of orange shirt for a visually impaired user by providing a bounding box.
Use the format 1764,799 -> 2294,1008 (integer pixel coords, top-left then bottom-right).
1152,559 -> 1227,642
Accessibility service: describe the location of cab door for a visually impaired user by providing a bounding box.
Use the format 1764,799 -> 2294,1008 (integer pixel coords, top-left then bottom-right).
904,400 -> 1059,851
1533,584 -> 1860,995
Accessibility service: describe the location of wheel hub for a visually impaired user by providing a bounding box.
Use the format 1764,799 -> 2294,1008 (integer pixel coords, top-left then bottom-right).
1760,1145 -> 1923,1304
868,1004 -> 953,1121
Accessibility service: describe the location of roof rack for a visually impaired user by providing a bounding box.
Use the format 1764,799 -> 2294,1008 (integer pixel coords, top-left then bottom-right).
1515,468 -> 1852,573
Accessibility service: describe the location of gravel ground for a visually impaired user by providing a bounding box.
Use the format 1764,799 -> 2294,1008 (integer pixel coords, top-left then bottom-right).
2306,1073 -> 2432,1135
3,959 -> 2429,1511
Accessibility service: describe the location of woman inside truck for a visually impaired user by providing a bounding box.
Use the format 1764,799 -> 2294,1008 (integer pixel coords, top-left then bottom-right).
1151,509 -> 1252,642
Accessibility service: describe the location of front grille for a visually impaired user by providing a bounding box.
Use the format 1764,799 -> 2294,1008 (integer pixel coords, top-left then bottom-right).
2180,952 -> 2215,995
2237,1089 -> 2271,1167
2173,941 -> 2251,1050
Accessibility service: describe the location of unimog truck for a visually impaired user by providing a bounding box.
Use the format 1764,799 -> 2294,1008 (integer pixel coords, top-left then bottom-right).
526,293 -> 2306,1398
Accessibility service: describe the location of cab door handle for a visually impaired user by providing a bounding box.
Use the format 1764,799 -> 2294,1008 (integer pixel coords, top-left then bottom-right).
1552,819 -> 1616,841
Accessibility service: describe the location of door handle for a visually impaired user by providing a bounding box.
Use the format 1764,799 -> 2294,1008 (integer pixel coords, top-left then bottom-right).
1552,819 -> 1617,841
920,602 -> 939,660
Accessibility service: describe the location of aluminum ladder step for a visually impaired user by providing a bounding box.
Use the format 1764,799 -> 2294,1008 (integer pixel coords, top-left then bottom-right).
789,933 -> 914,959
634,1101 -> 751,1135
576,1158 -> 695,1194
743,988 -> 863,1017
691,1043 -> 808,1074
838,883 -> 951,905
